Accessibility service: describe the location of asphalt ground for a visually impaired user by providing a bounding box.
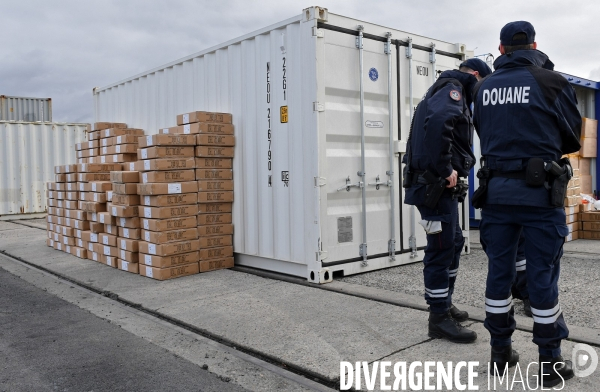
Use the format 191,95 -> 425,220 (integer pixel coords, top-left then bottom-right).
0,266 -> 247,392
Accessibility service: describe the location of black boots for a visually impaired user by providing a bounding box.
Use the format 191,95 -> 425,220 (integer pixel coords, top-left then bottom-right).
522,298 -> 532,317
489,345 -> 519,374
449,304 -> 469,321
428,311 -> 477,343
539,355 -> 574,388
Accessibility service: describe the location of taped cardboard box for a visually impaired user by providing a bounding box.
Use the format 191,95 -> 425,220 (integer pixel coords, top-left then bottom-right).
138,146 -> 195,160
580,158 -> 592,175
199,246 -> 233,261
140,158 -> 196,171
583,222 -> 600,231
138,239 -> 201,256
198,202 -> 233,214
579,203 -> 595,213
118,259 -> 140,274
55,174 -> 66,183
99,233 -> 117,247
197,224 -> 234,237
94,122 -> 127,130
582,231 -> 600,240
167,122 -> 234,135
102,128 -> 144,139
117,217 -> 141,228
71,247 -> 88,259
195,158 -> 233,169
196,134 -> 235,147
113,144 -> 139,154
141,251 -> 199,268
90,222 -> 104,234
76,140 -> 99,150
113,183 -> 138,195
581,175 -> 593,194
105,224 -> 118,235
110,205 -> 139,218
581,118 -> 598,138
141,228 -> 198,244
81,201 -> 107,213
141,193 -> 197,207
139,262 -> 200,280
199,257 -> 234,273
565,231 -> 579,242
79,163 -> 123,173
119,249 -> 139,263
113,135 -> 142,145
110,171 -> 139,183
118,238 -> 139,252
112,193 -> 140,206
198,235 -> 233,248
567,187 -> 581,197
105,256 -> 118,268
100,154 -> 138,163
118,227 -> 141,240
195,169 -> 233,180
197,191 -> 234,203
81,231 -> 99,243
564,195 -> 581,207
138,134 -> 196,148
86,192 -> 107,203
177,111 -> 232,125
195,146 -> 234,158
140,204 -> 199,219
137,181 -> 198,195
197,213 -> 232,225
79,173 -> 111,182
579,137 -> 597,158
141,216 -> 198,232
140,170 -> 195,183
197,180 -> 234,191
581,212 -> 600,222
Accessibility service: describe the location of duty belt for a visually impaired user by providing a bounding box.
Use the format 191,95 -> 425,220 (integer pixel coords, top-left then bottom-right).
489,169 -> 546,181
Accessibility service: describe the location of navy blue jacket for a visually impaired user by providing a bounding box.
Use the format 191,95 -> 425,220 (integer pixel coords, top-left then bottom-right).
473,50 -> 581,207
404,70 -> 477,206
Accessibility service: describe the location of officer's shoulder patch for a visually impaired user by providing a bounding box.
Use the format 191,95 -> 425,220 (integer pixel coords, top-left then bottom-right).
449,90 -> 461,101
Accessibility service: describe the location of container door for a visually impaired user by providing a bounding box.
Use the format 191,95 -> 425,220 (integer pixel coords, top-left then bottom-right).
318,29 -> 401,264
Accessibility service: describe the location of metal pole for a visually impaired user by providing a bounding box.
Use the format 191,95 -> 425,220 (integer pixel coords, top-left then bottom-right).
356,25 -> 367,266
406,37 -> 417,257
430,43 -> 437,83
385,33 -> 396,261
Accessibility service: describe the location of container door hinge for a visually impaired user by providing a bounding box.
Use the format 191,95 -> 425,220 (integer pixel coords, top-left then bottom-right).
314,177 -> 326,187
388,239 -> 396,261
312,27 -> 324,38
409,235 -> 418,258
313,102 -> 325,112
316,250 -> 328,261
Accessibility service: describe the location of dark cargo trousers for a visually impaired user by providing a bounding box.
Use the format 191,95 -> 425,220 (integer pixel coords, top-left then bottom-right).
417,196 -> 463,314
480,204 -> 569,357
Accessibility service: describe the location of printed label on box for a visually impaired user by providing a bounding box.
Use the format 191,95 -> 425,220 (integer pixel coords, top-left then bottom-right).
184,124 -> 190,134
122,261 -> 129,270
145,231 -> 150,241
104,246 -> 110,255
116,145 -> 121,153
121,239 -> 126,248
103,237 -> 109,245
143,173 -> 148,183
93,252 -> 98,261
148,244 -> 156,255
144,160 -> 150,170
183,114 -> 189,124
144,254 -> 151,265
91,233 -> 98,242
144,208 -> 152,218
143,220 -> 149,230
141,149 -> 148,159
144,196 -> 150,205
123,228 -> 130,237
168,183 -> 182,194
146,135 -> 152,145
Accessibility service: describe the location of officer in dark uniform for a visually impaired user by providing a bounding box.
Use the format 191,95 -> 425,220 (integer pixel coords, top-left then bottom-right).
404,58 -> 491,343
472,21 -> 581,387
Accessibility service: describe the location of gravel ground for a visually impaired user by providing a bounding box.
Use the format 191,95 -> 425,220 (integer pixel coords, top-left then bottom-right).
340,247 -> 600,330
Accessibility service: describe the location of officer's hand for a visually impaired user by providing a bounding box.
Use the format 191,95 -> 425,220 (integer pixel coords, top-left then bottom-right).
446,170 -> 457,188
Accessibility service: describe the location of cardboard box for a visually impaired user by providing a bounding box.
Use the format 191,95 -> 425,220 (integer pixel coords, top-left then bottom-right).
78,173 -> 111,182
581,118 -> 598,139
89,182 -> 112,192
119,226 -> 141,239
567,222 -> 581,233
110,171 -> 139,183
117,217 -> 141,228
87,192 -> 107,203
169,122 -> 235,135
565,214 -> 578,224
99,233 -> 117,247
197,213 -> 232,226
71,247 -> 88,259
198,202 -> 233,214
55,174 -> 66,183
580,175 -> 593,194
195,169 -> 233,180
197,224 -> 234,237
79,163 -> 123,173
62,236 -> 76,246
196,134 -> 235,147
579,203 -> 595,213
177,111 -> 232,125
119,249 -> 139,263
90,222 -> 104,234
195,146 -> 234,158
197,191 -> 234,203
138,134 -> 196,147
564,195 -> 580,207
140,158 -> 196,171
581,212 -> 600,222
100,137 -> 114,147
141,204 -> 199,219
138,146 -> 195,159
94,122 -> 127,130
199,245 -> 233,261
118,238 -> 139,252
94,212 -> 114,225
580,158 -> 592,175
139,262 -> 200,280
197,180 -> 234,192
105,224 -> 118,235
141,216 -> 197,232
580,137 -> 597,158
123,161 -> 141,171
112,183 -> 138,195
76,140 -> 99,150
113,144 -> 139,155
101,154 -> 138,163
199,257 -> 234,272
568,177 -> 580,188
140,251 -> 199,268
139,240 -> 201,256
110,205 -> 139,218
140,170 -> 196,183
113,135 -> 142,145
97,244 -> 119,257
567,187 -> 581,197
141,228 -> 198,244
81,231 -> 99,243
565,231 -> 579,242
81,201 -> 107,213
102,128 -> 144,139
195,157 -> 233,169
141,193 -> 197,207
198,235 -> 233,249
111,193 -> 140,206
137,181 -> 198,195
583,222 -> 600,231
582,231 -> 600,240
117,259 -> 139,274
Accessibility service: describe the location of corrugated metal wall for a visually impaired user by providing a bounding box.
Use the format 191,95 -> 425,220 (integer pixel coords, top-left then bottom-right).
0,122 -> 88,216
0,96 -> 52,122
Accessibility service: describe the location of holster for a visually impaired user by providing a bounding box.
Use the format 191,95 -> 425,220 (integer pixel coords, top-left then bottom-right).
547,158 -> 572,207
423,171 -> 448,209
471,167 -> 489,209
452,180 -> 469,203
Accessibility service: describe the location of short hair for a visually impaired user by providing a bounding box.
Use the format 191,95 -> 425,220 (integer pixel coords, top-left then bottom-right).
459,66 -> 474,74
503,33 -> 535,53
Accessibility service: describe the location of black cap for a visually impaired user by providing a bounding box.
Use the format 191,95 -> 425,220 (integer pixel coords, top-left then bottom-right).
459,58 -> 492,78
500,21 -> 535,46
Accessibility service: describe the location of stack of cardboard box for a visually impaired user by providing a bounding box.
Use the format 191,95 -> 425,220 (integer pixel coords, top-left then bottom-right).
581,210 -> 600,240
579,118 -> 597,196
136,134 -> 201,280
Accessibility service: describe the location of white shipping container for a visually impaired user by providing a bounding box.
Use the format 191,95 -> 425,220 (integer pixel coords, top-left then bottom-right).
1,95 -> 52,122
0,121 -> 88,218
94,7 -> 472,282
